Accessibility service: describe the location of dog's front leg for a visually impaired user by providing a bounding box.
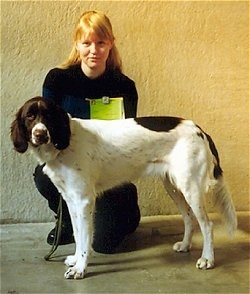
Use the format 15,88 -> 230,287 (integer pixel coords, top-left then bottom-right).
64,195 -> 94,279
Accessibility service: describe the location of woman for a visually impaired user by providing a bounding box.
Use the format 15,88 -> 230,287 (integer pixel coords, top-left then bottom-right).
34,10 -> 140,253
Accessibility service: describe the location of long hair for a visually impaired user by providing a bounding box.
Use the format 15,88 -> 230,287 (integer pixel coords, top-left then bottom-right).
59,10 -> 122,71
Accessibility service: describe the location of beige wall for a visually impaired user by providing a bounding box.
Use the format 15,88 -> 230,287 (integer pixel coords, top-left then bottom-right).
1,1 -> 249,223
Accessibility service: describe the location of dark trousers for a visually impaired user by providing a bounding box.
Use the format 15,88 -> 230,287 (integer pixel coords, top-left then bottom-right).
33,164 -> 140,253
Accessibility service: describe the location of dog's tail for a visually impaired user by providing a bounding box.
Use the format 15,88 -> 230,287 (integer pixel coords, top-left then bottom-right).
205,132 -> 237,235
212,177 -> 237,235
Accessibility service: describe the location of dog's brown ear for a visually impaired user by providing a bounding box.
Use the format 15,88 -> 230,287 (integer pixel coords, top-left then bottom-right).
50,104 -> 71,150
10,109 -> 28,153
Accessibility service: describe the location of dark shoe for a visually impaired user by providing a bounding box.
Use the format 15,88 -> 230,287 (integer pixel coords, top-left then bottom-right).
47,223 -> 74,245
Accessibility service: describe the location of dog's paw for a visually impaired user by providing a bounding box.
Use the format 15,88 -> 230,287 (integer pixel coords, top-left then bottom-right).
196,257 -> 214,270
64,253 -> 88,279
65,255 -> 77,267
173,241 -> 191,252
64,266 -> 86,279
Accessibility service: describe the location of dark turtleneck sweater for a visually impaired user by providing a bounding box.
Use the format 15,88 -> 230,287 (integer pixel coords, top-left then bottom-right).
42,64 -> 138,119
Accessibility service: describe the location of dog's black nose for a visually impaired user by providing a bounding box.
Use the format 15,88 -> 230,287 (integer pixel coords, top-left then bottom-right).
33,129 -> 49,145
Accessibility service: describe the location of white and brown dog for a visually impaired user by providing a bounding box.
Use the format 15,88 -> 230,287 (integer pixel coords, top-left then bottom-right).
11,96 -> 237,279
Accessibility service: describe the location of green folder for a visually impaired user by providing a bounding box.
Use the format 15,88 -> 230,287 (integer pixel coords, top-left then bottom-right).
87,97 -> 124,120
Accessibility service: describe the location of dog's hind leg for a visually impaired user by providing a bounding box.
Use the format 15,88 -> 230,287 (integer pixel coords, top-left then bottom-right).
162,176 -> 195,253
180,183 -> 214,270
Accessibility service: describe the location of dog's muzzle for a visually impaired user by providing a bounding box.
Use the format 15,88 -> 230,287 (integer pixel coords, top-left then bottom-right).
31,123 -> 51,146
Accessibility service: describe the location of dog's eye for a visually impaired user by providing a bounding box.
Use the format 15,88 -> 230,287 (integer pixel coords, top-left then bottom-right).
26,113 -> 36,121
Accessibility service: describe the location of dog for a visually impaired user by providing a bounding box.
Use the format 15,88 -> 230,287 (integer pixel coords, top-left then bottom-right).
11,96 -> 237,279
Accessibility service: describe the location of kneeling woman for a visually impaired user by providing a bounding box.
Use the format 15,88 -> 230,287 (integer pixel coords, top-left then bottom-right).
33,10 -> 140,253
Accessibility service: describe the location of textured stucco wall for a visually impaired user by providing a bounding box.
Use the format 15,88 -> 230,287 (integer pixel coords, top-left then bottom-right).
1,1 -> 249,223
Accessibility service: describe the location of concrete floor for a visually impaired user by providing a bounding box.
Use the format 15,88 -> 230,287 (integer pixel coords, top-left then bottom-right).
1,212 -> 249,294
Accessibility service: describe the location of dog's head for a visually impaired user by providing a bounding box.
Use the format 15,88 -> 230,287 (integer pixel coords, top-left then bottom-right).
11,96 -> 71,153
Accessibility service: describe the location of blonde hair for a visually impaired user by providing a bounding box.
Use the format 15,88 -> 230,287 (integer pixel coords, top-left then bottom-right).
59,10 -> 122,71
